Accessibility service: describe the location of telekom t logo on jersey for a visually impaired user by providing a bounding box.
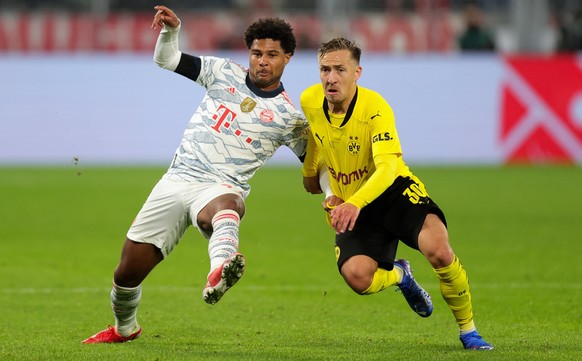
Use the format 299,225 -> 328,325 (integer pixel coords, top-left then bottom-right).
210,104 -> 253,144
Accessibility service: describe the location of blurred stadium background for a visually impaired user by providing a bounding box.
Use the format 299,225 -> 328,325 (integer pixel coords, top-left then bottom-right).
1,0 -> 581,166
1,4 -> 581,358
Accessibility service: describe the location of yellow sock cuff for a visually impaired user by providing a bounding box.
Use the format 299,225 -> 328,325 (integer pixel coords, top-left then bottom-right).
433,255 -> 461,280
362,268 -> 399,295
460,321 -> 476,333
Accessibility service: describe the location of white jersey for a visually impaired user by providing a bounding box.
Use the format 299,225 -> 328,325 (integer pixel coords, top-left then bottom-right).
163,56 -> 308,196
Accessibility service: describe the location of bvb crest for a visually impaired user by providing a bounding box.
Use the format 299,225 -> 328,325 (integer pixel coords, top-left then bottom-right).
347,136 -> 360,156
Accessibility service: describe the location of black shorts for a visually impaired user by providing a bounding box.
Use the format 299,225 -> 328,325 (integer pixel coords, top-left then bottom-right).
335,176 -> 447,272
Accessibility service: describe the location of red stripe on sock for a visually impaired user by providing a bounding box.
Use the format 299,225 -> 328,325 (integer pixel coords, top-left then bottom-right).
212,211 -> 239,224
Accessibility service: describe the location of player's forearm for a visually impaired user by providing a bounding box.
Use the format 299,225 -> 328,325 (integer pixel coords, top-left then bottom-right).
319,165 -> 333,198
301,133 -> 320,177
346,154 -> 397,209
153,22 -> 182,71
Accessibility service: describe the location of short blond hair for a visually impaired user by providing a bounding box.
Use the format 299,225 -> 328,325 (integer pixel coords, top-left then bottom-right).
318,37 -> 361,64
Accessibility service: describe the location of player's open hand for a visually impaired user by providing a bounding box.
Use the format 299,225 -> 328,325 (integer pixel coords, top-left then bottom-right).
151,5 -> 180,30
330,202 -> 360,234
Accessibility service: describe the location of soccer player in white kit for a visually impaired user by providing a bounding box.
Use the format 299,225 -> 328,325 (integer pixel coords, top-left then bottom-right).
83,5 -> 309,344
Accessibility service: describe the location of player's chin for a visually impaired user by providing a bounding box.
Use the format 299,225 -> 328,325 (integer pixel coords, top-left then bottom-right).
325,94 -> 339,103
255,78 -> 277,89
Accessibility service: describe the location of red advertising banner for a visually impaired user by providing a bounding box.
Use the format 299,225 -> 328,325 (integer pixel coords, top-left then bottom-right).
500,55 -> 582,164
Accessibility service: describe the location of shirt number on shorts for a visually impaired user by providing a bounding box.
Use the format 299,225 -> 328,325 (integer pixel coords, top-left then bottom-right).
403,183 -> 427,204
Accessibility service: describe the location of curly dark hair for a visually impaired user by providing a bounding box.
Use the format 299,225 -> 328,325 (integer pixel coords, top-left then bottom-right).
244,18 -> 297,55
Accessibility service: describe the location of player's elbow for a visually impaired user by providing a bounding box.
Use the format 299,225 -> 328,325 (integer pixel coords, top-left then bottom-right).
153,52 -> 181,71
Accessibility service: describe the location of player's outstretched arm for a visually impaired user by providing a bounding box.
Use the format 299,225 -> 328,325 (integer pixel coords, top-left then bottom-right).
152,5 -> 182,71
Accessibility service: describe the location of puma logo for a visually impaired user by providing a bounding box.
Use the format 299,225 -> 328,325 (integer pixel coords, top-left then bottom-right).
371,111 -> 381,119
315,133 -> 325,146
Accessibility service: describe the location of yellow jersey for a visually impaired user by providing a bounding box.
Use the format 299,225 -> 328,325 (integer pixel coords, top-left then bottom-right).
301,84 -> 414,209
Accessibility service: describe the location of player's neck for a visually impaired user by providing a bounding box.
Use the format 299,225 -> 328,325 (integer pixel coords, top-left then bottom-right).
329,87 -> 357,114
329,97 -> 354,114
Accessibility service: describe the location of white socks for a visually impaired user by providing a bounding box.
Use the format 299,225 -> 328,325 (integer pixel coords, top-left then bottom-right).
208,210 -> 240,271
109,210 -> 240,336
111,282 -> 141,337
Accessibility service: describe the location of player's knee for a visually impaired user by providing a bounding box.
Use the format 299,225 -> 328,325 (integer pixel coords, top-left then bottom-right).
340,255 -> 377,293
341,267 -> 373,294
422,243 -> 454,269
198,196 -> 246,229
348,278 -> 373,294
197,220 -> 213,233
215,195 -> 246,217
114,240 -> 162,287
419,216 -> 454,267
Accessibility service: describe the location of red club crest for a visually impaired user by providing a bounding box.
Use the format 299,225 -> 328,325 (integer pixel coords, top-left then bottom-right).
260,109 -> 274,124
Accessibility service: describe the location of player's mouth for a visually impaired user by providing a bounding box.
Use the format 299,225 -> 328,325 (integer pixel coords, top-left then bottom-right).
326,87 -> 339,96
257,70 -> 271,78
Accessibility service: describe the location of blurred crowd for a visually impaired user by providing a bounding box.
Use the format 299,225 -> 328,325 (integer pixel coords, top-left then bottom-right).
0,0 -> 580,53
0,0 -> 509,12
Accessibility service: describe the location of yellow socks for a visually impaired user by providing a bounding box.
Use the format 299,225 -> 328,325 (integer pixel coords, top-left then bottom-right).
434,256 -> 476,332
361,257 -> 478,333
361,267 -> 401,295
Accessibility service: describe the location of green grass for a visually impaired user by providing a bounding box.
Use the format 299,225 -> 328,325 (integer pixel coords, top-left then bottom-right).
0,165 -> 581,360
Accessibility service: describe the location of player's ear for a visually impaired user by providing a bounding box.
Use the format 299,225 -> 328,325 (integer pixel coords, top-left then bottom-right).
354,65 -> 362,81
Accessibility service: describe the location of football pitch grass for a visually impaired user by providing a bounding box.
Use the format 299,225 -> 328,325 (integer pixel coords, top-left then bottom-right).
0,165 -> 580,360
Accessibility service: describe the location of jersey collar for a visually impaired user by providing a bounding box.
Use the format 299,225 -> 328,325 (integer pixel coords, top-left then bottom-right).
245,74 -> 285,98
323,87 -> 358,127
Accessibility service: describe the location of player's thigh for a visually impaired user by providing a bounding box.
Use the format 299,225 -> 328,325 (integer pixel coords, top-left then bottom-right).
335,220 -> 399,272
373,176 -> 447,251
127,179 -> 190,258
186,182 -> 246,239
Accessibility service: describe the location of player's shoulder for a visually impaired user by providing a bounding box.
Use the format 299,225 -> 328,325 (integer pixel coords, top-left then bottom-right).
300,84 -> 324,108
200,55 -> 245,73
356,86 -> 394,117
358,86 -> 388,104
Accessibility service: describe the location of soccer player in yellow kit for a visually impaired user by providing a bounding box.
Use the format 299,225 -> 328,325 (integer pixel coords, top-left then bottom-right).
301,37 -> 493,350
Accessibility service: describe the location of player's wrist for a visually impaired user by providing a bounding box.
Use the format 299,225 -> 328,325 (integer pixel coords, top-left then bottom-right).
345,199 -> 363,210
162,20 -> 181,32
